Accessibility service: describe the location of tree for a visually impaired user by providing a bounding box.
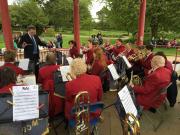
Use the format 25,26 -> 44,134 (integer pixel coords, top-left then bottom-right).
38,0 -> 92,31
10,1 -> 49,35
105,0 -> 139,34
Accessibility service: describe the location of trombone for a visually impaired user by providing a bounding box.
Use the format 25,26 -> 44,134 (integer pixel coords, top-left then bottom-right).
123,113 -> 140,135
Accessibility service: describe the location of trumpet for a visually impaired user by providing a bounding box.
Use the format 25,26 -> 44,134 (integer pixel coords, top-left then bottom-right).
123,113 -> 140,135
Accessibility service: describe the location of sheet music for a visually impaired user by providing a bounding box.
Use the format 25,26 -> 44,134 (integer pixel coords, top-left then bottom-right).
18,59 -> 30,70
108,64 -> 120,80
118,86 -> 138,117
60,66 -> 70,82
66,57 -> 73,65
0,61 -> 4,66
13,85 -> 39,121
173,64 -> 180,72
122,56 -> 132,68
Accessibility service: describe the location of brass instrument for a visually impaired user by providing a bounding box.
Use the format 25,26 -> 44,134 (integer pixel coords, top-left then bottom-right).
123,113 -> 140,135
66,72 -> 75,81
74,91 -> 90,135
130,72 -> 142,86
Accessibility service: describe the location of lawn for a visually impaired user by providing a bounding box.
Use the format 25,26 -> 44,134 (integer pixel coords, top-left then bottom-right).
0,33 -> 179,56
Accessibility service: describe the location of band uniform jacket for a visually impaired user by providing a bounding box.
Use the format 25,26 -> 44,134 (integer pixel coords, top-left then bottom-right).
0,83 -> 15,94
133,67 -> 171,109
38,65 -> 60,88
65,74 -> 103,120
112,45 -> 126,57
38,65 -> 64,117
0,63 -> 25,76
19,33 -> 46,60
69,46 -> 79,59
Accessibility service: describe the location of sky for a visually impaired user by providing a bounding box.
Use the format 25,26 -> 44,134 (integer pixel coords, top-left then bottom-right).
8,0 -> 104,19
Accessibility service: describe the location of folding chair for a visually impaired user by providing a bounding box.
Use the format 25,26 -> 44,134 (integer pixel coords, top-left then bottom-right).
143,83 -> 172,132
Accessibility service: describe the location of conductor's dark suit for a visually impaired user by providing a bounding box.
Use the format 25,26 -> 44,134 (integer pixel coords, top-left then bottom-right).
19,33 -> 46,60
19,33 -> 47,80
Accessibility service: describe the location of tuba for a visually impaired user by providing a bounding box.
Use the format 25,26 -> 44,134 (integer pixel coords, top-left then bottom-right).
123,113 -> 140,135
74,91 -> 90,135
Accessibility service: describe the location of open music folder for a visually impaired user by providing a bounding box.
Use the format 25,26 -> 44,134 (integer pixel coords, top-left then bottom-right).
108,64 -> 120,80
118,85 -> 138,117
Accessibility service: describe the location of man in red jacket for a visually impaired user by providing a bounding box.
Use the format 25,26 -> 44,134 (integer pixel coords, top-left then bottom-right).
65,58 -> 103,120
0,50 -> 24,76
130,56 -> 171,109
38,53 -> 64,117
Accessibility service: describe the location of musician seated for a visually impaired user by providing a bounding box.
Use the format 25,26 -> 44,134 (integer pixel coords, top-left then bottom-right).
130,56 -> 171,110
112,39 -> 126,57
65,58 -> 103,120
69,40 -> 79,59
0,67 -> 17,94
91,47 -> 110,76
38,52 -> 60,89
0,50 -> 25,76
38,52 -> 64,117
155,51 -> 173,71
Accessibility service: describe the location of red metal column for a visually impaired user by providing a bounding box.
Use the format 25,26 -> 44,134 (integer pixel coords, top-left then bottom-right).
0,0 -> 14,50
73,0 -> 80,52
136,0 -> 146,46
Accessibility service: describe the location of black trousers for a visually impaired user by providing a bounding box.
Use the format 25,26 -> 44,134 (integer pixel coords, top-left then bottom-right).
32,54 -> 39,83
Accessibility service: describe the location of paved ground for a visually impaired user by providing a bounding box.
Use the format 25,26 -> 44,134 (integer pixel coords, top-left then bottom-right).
50,82 -> 180,135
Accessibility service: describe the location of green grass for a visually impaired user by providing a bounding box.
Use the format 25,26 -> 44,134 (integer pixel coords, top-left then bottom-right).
0,32 -> 179,56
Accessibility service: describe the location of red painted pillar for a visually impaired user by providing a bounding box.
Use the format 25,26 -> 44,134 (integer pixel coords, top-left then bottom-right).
136,0 -> 146,46
73,0 -> 80,52
0,0 -> 14,50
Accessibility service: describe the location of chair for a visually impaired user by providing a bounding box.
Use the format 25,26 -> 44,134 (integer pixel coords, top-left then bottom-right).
68,91 -> 104,135
143,83 -> 172,132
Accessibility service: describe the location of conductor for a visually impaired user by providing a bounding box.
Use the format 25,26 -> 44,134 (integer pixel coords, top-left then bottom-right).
19,25 -> 47,79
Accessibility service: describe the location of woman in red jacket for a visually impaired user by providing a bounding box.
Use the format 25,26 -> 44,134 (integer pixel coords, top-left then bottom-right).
0,67 -> 17,94
91,48 -> 111,92
69,40 -> 79,59
130,56 -> 171,109
65,58 -> 103,120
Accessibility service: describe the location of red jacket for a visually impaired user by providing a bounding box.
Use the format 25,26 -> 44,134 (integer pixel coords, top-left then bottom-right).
140,53 -> 154,75
112,45 -> 126,56
0,63 -> 25,76
91,55 -> 111,76
69,46 -> 79,58
38,65 -> 60,89
65,74 -> 103,120
0,83 -> 15,94
84,49 -> 94,65
165,60 -> 173,71
133,67 -> 171,109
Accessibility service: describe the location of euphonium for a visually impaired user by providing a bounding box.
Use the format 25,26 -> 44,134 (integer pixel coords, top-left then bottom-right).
74,91 -> 90,135
123,113 -> 140,135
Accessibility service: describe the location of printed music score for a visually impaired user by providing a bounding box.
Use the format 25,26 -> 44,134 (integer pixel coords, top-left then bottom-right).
18,59 -> 30,70
66,57 -> 73,65
118,86 -> 138,118
13,85 -> 39,121
59,66 -> 70,82
108,64 -> 120,80
121,56 -> 132,68
0,61 -> 4,66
